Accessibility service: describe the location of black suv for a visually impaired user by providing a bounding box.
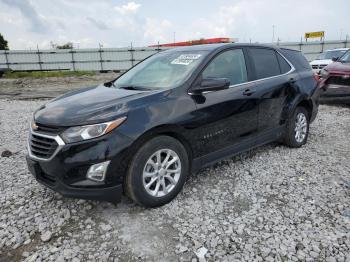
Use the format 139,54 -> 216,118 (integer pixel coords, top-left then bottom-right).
26,44 -> 320,207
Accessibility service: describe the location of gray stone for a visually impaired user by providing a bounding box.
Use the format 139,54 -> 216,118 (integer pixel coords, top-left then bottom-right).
40,231 -> 52,242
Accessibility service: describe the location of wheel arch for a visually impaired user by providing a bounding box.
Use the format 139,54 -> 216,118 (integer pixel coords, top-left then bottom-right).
125,124 -> 194,167
283,95 -> 313,123
296,99 -> 313,119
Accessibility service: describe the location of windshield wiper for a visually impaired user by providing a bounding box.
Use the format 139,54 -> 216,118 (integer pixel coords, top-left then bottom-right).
104,81 -> 152,91
118,85 -> 151,91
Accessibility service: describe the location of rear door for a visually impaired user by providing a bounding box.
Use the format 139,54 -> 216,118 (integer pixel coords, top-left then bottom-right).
247,47 -> 296,133
189,48 -> 259,160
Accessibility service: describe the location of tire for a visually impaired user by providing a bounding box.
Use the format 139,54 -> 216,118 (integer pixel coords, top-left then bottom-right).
125,135 -> 189,208
284,106 -> 310,148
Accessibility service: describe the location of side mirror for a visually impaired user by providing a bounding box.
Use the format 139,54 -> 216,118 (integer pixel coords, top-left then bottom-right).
331,56 -> 339,62
192,77 -> 230,94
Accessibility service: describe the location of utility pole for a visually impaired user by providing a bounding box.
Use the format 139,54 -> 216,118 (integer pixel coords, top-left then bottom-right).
173,32 -> 176,45
98,43 -> 103,71
340,29 -> 343,40
345,34 -> 349,48
37,44 -> 42,71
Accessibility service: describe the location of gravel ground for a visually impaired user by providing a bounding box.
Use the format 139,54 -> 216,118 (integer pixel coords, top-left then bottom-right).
0,97 -> 350,262
0,73 -> 117,100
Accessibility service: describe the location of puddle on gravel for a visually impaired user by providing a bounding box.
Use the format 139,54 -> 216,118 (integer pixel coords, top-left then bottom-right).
98,200 -> 181,262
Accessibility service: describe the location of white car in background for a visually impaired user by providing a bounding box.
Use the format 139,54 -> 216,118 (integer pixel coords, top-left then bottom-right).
310,48 -> 349,74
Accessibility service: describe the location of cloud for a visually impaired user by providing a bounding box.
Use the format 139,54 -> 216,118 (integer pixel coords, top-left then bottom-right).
1,0 -> 48,33
143,18 -> 172,44
0,0 -> 349,49
86,17 -> 109,30
114,2 -> 141,15
184,2 -> 259,42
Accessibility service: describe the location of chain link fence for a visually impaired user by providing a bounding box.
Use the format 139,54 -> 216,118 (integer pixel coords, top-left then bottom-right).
0,40 -> 349,72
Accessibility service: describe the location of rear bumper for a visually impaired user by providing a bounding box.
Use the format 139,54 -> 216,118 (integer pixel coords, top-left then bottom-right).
309,87 -> 321,123
27,156 -> 123,202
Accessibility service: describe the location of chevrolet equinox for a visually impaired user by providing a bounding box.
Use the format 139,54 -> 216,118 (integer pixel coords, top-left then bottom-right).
26,44 -> 320,207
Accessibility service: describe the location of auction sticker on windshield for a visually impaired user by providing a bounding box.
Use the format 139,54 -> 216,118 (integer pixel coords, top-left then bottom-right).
171,54 -> 202,65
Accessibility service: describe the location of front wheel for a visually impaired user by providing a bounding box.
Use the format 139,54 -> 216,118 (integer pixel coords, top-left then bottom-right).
284,106 -> 310,148
125,136 -> 189,208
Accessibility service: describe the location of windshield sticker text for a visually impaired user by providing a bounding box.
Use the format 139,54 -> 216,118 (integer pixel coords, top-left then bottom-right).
171,54 -> 202,65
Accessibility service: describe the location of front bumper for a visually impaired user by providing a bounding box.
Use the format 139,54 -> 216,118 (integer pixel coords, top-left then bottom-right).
26,129 -> 134,203
320,84 -> 350,104
312,68 -> 321,75
27,156 -> 123,202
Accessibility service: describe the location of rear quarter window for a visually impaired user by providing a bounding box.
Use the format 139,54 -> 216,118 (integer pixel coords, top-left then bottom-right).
276,53 -> 292,74
280,49 -> 311,71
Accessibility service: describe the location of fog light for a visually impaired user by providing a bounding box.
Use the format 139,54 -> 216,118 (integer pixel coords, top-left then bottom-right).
86,161 -> 110,182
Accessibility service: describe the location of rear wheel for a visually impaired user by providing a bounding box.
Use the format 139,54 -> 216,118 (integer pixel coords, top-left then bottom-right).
284,106 -> 309,148
125,136 -> 189,207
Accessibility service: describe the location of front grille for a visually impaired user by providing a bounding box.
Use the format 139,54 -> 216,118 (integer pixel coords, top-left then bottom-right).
29,133 -> 58,159
312,64 -> 327,69
35,123 -> 65,134
327,76 -> 350,86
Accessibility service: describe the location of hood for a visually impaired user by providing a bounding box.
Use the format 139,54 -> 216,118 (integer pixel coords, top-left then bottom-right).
325,62 -> 350,73
34,84 -> 164,126
310,59 -> 332,65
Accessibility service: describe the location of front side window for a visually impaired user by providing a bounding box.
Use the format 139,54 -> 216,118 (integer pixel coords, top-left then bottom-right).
202,49 -> 248,86
317,50 -> 347,60
114,50 -> 208,90
249,48 -> 281,79
339,50 -> 350,63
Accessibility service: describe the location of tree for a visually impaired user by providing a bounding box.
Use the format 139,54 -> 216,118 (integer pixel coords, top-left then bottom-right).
50,41 -> 73,49
0,33 -> 9,50
56,42 -> 73,49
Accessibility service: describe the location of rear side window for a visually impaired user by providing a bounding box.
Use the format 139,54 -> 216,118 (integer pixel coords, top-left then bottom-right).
202,49 -> 248,85
249,48 -> 280,79
280,49 -> 311,71
277,53 -> 292,74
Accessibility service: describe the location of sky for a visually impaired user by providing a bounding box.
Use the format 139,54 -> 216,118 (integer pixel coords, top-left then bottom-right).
0,0 -> 349,50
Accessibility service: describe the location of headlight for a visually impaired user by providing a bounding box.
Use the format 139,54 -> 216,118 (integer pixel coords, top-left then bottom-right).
320,68 -> 329,78
61,117 -> 126,143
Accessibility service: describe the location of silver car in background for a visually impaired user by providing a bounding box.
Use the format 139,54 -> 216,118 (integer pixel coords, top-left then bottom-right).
310,48 -> 349,74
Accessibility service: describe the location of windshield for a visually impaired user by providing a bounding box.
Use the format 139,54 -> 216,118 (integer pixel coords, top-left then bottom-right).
113,50 -> 208,90
317,50 -> 347,60
339,50 -> 350,63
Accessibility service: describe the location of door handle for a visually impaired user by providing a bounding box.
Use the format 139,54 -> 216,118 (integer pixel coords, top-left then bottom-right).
242,89 -> 255,96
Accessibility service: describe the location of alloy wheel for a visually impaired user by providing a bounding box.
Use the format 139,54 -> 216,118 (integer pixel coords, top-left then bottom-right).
294,112 -> 308,143
142,149 -> 181,197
